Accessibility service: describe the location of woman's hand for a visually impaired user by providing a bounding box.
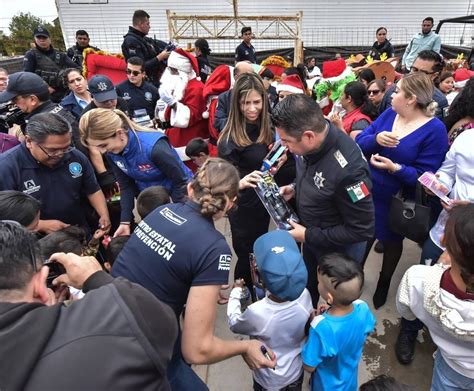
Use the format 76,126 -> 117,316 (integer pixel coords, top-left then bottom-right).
376,131 -> 399,148
114,223 -> 131,237
329,113 -> 344,131
239,170 -> 263,189
370,154 -> 397,171
242,339 -> 277,370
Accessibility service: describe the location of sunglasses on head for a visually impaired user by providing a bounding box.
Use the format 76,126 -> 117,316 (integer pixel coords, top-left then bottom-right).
126,69 -> 142,76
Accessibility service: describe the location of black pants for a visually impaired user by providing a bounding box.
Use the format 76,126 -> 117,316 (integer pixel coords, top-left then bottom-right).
228,203 -> 269,287
253,371 -> 304,391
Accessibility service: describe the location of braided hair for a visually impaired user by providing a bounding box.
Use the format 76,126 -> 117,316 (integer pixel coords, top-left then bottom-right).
190,158 -> 240,218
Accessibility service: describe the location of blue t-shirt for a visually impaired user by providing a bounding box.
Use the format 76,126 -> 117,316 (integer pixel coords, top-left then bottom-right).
302,300 -> 376,391
112,201 -> 231,317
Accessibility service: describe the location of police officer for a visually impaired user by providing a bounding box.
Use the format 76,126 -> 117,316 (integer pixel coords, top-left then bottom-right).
66,29 -> 100,67
271,94 -> 375,305
82,75 -> 129,115
116,56 -> 158,122
235,27 -> 257,64
0,112 -> 110,235
122,10 -> 171,86
23,26 -> 78,103
0,72 -> 118,211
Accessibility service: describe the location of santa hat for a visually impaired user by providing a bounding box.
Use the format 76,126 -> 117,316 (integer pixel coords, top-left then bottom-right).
276,74 -> 305,94
168,48 -> 200,77
202,65 -> 234,119
321,58 -> 353,83
453,68 -> 474,88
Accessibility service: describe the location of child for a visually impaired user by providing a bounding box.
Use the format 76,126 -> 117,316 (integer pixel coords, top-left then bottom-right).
104,235 -> 130,272
185,137 -> 209,167
396,204 -> 474,391
136,185 -> 171,219
227,230 -> 313,391
302,253 -> 376,391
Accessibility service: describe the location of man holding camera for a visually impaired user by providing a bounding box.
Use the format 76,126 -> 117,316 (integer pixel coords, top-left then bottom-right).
122,10 -> 172,86
0,221 -> 177,390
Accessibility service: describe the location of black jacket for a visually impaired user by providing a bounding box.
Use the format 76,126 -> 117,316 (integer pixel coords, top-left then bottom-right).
0,272 -> 177,391
214,89 -> 232,133
296,122 -> 375,249
121,27 -> 167,85
67,44 -> 100,67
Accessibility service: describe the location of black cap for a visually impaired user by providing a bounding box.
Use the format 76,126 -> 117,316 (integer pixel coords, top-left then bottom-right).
34,26 -> 50,38
0,72 -> 49,103
88,75 -> 117,102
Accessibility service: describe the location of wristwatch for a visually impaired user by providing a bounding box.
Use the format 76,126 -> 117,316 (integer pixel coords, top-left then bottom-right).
390,163 -> 402,173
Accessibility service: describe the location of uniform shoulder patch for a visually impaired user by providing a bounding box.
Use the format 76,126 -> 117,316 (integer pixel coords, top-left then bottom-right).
218,254 -> 231,271
346,181 -> 370,203
334,149 -> 348,168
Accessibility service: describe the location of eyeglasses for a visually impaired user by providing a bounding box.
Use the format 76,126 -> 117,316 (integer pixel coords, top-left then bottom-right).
368,89 -> 381,95
36,143 -> 75,159
126,69 -> 142,76
411,66 -> 436,75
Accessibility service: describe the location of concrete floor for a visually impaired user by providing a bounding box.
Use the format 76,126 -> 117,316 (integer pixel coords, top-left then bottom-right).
193,218 -> 436,390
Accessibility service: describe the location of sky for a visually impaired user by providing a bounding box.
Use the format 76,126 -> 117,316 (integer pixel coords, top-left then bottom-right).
0,0 -> 58,33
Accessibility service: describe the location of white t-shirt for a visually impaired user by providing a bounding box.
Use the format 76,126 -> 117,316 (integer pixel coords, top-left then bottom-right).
227,288 -> 313,390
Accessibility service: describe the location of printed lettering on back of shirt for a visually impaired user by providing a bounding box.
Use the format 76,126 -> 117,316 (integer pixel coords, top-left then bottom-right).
218,254 -> 231,271
159,207 -> 187,225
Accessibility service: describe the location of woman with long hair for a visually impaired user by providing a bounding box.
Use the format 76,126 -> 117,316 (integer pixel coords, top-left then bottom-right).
79,108 -> 192,237
356,72 -> 449,309
218,72 -> 274,293
111,158 -> 276,389
443,77 -> 474,145
60,68 -> 92,119
368,27 -> 395,60
330,81 -> 379,138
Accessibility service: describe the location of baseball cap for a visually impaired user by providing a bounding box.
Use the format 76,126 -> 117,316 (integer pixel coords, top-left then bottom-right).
0,72 -> 49,103
253,230 -> 308,301
34,26 -> 50,38
88,75 -> 117,102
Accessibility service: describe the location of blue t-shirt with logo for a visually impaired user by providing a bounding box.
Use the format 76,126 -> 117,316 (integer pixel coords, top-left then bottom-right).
0,143 -> 100,227
302,300 -> 376,391
112,201 -> 231,317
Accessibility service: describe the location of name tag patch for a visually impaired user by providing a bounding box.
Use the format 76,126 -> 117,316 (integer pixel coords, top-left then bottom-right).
334,150 -> 348,168
346,181 -> 370,203
218,254 -> 232,271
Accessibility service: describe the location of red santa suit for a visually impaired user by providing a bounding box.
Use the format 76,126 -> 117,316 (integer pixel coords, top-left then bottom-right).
156,48 -> 208,169
202,64 -> 234,157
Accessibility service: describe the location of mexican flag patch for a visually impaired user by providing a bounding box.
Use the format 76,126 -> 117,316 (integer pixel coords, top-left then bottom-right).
346,181 -> 370,203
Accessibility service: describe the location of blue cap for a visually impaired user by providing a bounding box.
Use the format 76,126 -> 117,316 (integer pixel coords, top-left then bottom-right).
253,230 -> 307,301
0,72 -> 49,103
34,25 -> 50,38
88,75 -> 117,102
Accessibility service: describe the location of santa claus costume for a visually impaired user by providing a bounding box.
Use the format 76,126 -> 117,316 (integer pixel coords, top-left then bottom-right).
155,48 -> 209,169
202,64 -> 234,156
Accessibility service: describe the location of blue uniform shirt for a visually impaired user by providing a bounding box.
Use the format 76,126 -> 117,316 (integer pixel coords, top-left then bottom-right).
116,79 -> 159,119
235,42 -> 257,63
0,143 -> 100,226
302,300 -> 376,391
112,201 -> 232,317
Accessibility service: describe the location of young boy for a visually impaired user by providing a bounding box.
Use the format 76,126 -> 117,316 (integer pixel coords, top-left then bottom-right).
227,230 -> 313,391
136,185 -> 171,219
185,137 -> 209,168
104,235 -> 130,272
302,253 -> 376,391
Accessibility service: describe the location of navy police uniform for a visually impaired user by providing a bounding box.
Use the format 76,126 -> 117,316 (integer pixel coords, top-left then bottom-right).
295,122 -> 375,304
235,42 -> 257,63
116,79 -> 159,120
0,144 -> 100,227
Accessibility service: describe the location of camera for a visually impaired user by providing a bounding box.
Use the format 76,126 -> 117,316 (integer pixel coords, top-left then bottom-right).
0,102 -> 26,132
44,261 -> 66,288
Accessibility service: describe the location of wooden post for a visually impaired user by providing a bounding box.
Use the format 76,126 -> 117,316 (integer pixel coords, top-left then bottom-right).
294,11 -> 303,64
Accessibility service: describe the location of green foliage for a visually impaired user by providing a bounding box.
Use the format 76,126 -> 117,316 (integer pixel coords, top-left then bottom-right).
0,12 -> 65,56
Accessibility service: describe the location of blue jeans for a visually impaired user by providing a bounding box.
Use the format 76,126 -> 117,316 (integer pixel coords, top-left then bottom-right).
420,236 -> 444,266
431,351 -> 474,391
167,332 -> 209,391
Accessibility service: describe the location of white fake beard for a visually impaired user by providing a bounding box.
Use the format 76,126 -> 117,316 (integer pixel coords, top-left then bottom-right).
160,68 -> 189,102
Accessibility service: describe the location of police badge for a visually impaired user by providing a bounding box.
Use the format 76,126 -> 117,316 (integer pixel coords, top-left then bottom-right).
313,171 -> 325,189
